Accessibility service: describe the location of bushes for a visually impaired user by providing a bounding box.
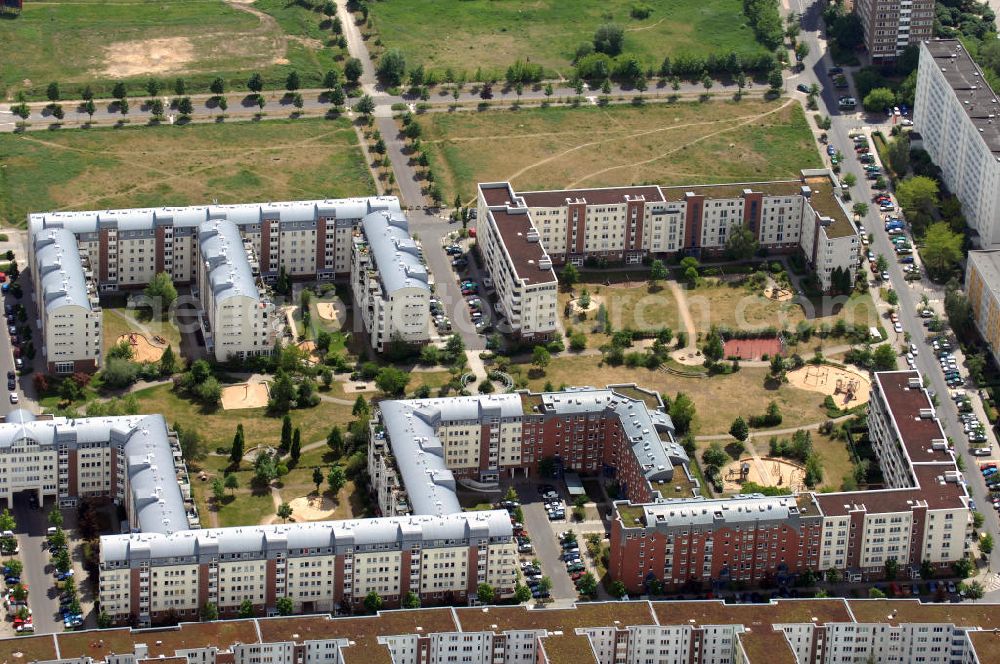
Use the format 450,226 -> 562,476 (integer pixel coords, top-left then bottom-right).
748,401 -> 782,428
743,0 -> 784,49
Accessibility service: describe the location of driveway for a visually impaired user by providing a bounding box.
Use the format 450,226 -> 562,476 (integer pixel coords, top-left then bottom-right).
520,500 -> 577,600
11,496 -> 62,634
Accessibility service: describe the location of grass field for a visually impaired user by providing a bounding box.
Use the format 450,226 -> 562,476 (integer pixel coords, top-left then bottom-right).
517,355 -> 829,435
101,307 -> 182,357
366,0 -> 766,76
417,100 -> 822,204
0,118 -> 374,227
0,0 -> 345,100
559,280 -> 680,348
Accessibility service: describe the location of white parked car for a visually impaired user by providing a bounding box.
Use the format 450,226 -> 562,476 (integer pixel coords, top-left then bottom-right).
894,322 -> 903,333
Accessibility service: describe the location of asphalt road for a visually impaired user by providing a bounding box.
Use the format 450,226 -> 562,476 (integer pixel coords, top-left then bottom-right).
789,0 -> 1000,589
520,500 -> 577,600
11,496 -> 61,634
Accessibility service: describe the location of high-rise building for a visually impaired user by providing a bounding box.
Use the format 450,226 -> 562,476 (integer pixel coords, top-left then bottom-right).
854,0 -> 934,61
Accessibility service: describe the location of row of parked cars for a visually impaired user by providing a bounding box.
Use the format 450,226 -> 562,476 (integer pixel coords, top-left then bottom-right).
558,532 -> 586,579
2,532 -> 32,634
980,463 -> 1000,512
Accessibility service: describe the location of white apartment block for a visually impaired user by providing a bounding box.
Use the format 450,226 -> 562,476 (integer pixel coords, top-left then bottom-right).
478,170 -> 858,296
351,210 -> 431,352
475,184 -> 558,339
814,371 -> 970,578
855,0 -> 934,61
27,197 -> 402,370
196,220 -> 274,362
32,227 -> 103,374
915,40 -> 1000,247
6,599 -> 1000,664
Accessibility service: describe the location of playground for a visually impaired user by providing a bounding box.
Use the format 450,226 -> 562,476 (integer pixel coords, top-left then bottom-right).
786,364 -> 871,406
296,340 -> 322,364
316,301 -> 342,323
220,380 -> 270,411
722,455 -> 806,494
763,285 -> 794,302
723,337 -> 783,361
115,332 -> 167,363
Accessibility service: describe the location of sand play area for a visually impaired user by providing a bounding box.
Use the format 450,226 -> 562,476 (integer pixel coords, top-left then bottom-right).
786,364 -> 871,406
288,494 -> 340,521
722,456 -> 806,494
116,333 -> 167,363
221,381 -> 270,410
316,301 -> 343,325
763,285 -> 794,302
568,294 -> 605,316
297,340 -> 322,364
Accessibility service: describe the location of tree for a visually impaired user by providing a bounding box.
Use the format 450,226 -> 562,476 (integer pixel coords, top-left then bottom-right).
477,583 -> 496,605
208,77 -> 225,95
702,328 -> 724,364
863,87 -> 896,112
532,346 -> 551,371
896,176 -> 939,214
842,173 -> 857,188
328,466 -> 346,494
159,343 -> 176,376
200,602 -> 219,621
83,99 -> 96,121
119,98 -> 130,116
729,416 -> 749,441
724,224 -> 759,261
247,72 -> 264,92
355,94 -> 375,115
212,477 -> 226,502
225,473 -> 239,495
953,557 -> 973,579
230,424 -> 245,464
198,377 -> 222,407
286,70 -> 301,91
377,49 -> 407,86
269,371 -> 297,412
514,584 -> 532,603
538,576 -> 553,594
402,591 -> 421,609
593,24 -> 625,55
884,557 -> 899,580
610,579 -> 628,598
277,502 -> 293,523
872,344 -> 898,371
702,441 -> 729,470
364,591 -> 384,613
868,587 -> 886,599
981,533 -> 994,556
887,134 -> 911,175
945,288 -> 973,339
345,58 -> 363,84
376,367 -> 410,395
561,263 -> 580,288
852,202 -> 869,218
290,428 -> 302,462
238,598 -> 255,618
669,392 -> 696,435
649,259 -> 668,286
112,81 -> 128,100
920,559 -> 935,580
177,96 -> 193,116
146,78 -> 161,96
46,81 -> 60,102
149,98 -> 165,119
173,78 -> 186,95
144,272 -> 178,315
327,425 -> 344,457
47,507 -> 63,529
2,559 -> 22,578
768,68 -> 784,92
276,596 -> 294,616
576,572 -> 598,597
921,222 -> 963,279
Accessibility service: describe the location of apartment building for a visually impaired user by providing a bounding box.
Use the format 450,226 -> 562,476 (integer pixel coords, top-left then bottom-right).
611,370 -> 970,593
475,184 -> 558,339
915,40 -> 1000,247
31,227 -> 104,374
197,220 -> 275,362
27,197 -> 401,371
0,410 -> 193,530
367,385 -> 691,510
966,250 -> 1000,368
351,210 -> 431,352
855,0 -> 934,61
477,170 -> 858,294
99,511 -> 517,626
7,599 -> 1000,664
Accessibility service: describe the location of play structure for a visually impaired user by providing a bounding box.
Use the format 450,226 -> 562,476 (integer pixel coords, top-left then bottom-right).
115,332 -> 167,363
220,380 -> 270,410
786,364 -> 872,406
722,455 -> 806,494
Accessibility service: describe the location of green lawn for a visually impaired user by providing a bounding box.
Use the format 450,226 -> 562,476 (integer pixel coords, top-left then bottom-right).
0,118 -> 374,228
417,100 -> 822,204
366,0 -> 766,76
0,0 -> 346,100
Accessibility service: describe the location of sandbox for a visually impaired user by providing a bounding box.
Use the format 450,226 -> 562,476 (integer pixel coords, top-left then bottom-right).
316,301 -> 342,323
722,455 -> 806,494
221,381 -> 270,410
288,494 -> 340,521
786,364 -> 871,406
297,340 -> 322,364
116,332 -> 167,363
763,286 -> 794,302
568,294 -> 605,316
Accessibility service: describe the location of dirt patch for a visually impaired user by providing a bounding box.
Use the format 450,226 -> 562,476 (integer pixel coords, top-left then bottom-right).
722,456 -> 806,494
102,37 -> 197,78
115,333 -> 166,363
786,364 -> 871,407
568,294 -> 605,316
296,340 -> 322,364
221,381 -> 270,410
763,286 -> 793,302
723,337 -> 783,361
316,301 -> 344,326
288,494 -> 339,521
